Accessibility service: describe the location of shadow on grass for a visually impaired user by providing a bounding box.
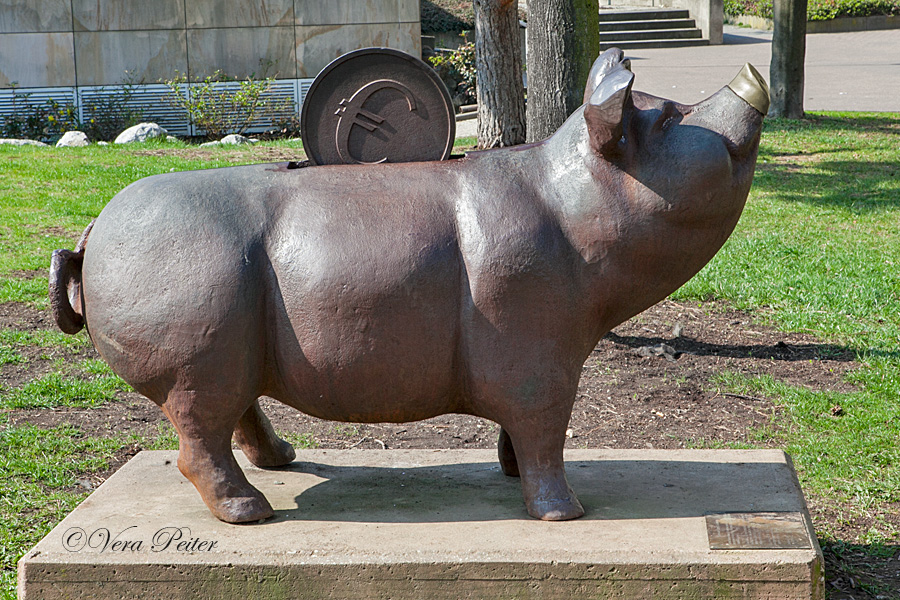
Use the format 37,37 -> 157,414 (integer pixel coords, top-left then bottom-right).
754,160 -> 900,211
604,332 -> 859,362
755,113 -> 900,211
765,113 -> 900,135
821,540 -> 900,599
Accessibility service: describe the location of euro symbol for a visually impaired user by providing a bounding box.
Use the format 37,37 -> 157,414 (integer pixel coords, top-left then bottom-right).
334,79 -> 417,164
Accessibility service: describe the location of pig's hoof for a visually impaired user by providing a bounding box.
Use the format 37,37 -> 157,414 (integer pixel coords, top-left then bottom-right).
243,438 -> 296,468
527,495 -> 585,521
213,495 -> 274,524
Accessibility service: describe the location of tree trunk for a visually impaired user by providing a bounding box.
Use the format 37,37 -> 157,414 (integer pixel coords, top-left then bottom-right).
474,0 -> 526,148
769,0 -> 807,118
526,0 -> 600,142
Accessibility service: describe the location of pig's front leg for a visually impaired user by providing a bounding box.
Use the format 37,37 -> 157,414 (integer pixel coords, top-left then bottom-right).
474,367 -> 585,521
502,406 -> 584,521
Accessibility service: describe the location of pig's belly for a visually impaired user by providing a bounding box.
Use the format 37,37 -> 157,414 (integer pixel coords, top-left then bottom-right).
265,242 -> 464,423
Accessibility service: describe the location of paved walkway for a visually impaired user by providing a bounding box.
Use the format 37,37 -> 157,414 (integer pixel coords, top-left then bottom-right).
456,26 -> 900,138
630,25 -> 900,112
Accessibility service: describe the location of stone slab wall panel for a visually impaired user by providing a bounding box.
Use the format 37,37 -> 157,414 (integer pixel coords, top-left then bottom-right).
295,22 -> 421,77
0,0 -> 72,33
296,0 -> 418,26
72,0 -> 186,32
186,0 -> 294,29
74,30 -> 188,87
0,32 -> 75,87
0,0 -> 422,133
1,0 -> 421,89
187,26 -> 297,80
729,13 -> 900,32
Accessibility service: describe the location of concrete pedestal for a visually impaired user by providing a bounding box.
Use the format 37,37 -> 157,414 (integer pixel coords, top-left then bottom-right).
19,449 -> 824,599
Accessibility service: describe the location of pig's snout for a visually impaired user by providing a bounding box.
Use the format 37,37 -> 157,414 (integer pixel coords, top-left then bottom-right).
687,63 -> 768,159
728,63 -> 770,115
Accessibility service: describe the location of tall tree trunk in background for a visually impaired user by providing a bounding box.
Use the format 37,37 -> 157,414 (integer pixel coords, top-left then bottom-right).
526,0 -> 600,142
474,0 -> 526,148
769,0 -> 807,118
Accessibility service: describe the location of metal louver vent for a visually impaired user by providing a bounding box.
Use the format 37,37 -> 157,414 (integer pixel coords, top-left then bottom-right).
79,84 -> 191,136
0,87 -> 76,124
299,79 -> 314,106
1,80 -> 317,140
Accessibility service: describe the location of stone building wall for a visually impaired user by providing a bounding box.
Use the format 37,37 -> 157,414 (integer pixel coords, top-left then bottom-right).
0,0 -> 421,134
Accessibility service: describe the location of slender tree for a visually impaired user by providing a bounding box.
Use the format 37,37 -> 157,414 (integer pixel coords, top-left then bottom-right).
526,0 -> 600,142
474,0 -> 527,148
769,0 -> 807,118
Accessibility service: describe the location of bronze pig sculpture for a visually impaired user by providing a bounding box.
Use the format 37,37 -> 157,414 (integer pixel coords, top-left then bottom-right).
50,49 -> 769,523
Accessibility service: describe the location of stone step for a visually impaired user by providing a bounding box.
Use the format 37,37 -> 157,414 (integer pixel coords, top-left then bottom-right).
599,28 -> 704,42
598,8 -> 691,22
599,18 -> 697,32
600,38 -> 711,50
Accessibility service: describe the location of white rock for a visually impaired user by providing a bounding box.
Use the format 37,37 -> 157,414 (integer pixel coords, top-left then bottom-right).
0,138 -> 48,146
220,134 -> 252,145
166,135 -> 178,143
97,141 -> 109,146
199,141 -> 221,147
114,123 -> 168,144
56,131 -> 89,147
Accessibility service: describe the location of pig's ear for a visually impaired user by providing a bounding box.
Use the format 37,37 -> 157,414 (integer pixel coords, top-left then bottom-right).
584,67 -> 634,156
583,48 -> 632,104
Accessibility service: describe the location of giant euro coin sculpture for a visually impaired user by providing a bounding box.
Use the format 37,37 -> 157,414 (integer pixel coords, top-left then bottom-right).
50,49 -> 769,524
300,47 -> 456,165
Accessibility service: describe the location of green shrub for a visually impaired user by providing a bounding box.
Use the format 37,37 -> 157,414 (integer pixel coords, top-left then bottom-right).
79,72 -> 146,142
725,0 -> 899,19
162,70 -> 296,140
427,42 -> 477,108
0,85 -> 79,143
420,0 -> 475,32
807,0 -> 900,19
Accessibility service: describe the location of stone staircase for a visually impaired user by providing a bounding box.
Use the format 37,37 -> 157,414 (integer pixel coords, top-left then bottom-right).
598,8 -> 709,50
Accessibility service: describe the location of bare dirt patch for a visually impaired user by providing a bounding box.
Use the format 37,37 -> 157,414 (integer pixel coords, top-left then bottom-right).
128,145 -> 305,164
4,299 -> 856,452
0,301 -> 92,389
2,299 -> 897,598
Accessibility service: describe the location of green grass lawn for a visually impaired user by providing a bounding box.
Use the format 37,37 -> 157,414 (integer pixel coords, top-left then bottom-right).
676,114 -> 900,543
1,117 -> 899,597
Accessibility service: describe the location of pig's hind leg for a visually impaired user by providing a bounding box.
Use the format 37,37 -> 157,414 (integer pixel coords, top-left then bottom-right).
233,399 -> 296,467
161,390 -> 274,524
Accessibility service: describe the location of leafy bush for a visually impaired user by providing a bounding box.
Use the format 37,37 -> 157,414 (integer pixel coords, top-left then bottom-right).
725,0 -> 899,19
724,0 -> 771,18
162,70 -> 296,140
427,42 -> 477,108
420,0 -> 527,32
421,0 -> 475,32
807,0 -> 899,19
79,72 -> 145,142
0,72 -> 146,143
0,85 -> 79,143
